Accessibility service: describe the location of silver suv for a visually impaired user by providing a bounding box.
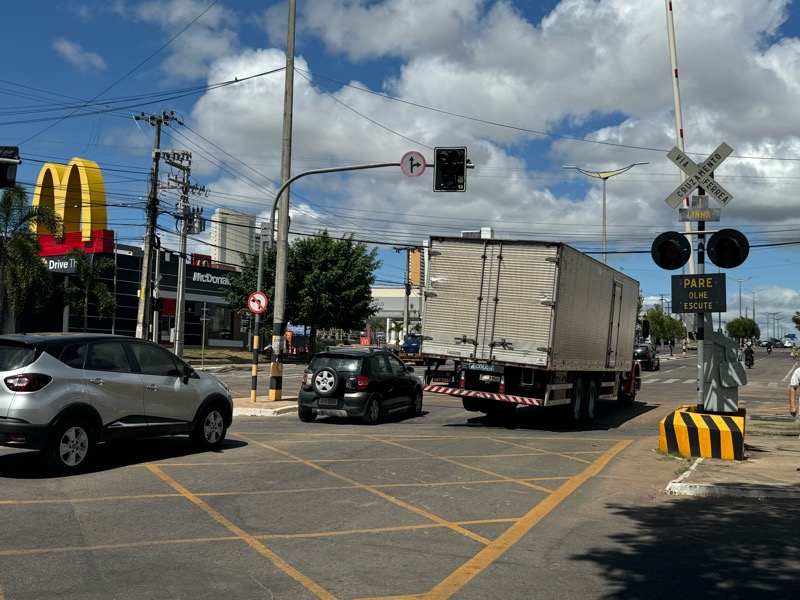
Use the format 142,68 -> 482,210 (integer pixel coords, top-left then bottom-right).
0,333 -> 233,474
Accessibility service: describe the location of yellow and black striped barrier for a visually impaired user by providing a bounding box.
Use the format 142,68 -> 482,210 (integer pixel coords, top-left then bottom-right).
660,405 -> 746,461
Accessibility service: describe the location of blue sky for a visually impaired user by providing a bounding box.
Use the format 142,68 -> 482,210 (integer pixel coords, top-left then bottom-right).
3,0 -> 800,338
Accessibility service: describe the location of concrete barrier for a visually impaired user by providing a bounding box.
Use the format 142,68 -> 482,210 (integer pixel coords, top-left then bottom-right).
660,405 -> 746,461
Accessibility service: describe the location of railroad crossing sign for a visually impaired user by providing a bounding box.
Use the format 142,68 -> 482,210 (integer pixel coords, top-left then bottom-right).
664,142 -> 733,209
400,151 -> 426,177
247,291 -> 268,314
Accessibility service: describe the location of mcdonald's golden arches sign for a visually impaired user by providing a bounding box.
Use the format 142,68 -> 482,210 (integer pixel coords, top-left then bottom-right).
32,157 -> 113,255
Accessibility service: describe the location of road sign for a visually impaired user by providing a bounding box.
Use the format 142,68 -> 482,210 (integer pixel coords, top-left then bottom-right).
679,196 -> 721,222
665,142 -> 733,208
400,151 -> 426,177
671,274 -> 726,313
247,291 -> 268,314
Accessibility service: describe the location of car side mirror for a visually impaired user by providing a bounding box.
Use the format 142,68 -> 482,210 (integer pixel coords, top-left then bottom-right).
182,366 -> 195,384
406,366 -> 415,373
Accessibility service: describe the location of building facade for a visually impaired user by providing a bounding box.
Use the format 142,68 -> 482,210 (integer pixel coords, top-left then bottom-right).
210,208 -> 256,269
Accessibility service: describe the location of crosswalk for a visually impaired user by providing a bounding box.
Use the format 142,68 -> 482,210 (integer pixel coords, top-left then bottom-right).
642,375 -> 782,388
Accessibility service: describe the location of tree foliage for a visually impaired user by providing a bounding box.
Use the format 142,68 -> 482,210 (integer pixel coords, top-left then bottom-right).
222,231 -> 381,354
288,231 -> 380,352
0,184 -> 62,331
792,311 -> 800,334
726,317 -> 760,342
63,248 -> 117,331
221,247 -> 278,340
642,305 -> 685,343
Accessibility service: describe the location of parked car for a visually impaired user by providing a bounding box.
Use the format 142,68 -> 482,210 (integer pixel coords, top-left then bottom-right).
298,346 -> 423,424
633,343 -> 660,371
0,333 -> 234,474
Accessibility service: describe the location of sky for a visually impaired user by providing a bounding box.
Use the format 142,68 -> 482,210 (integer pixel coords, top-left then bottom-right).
3,0 -> 800,340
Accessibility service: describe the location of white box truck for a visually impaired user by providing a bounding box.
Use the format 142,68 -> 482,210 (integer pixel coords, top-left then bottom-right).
420,237 -> 641,424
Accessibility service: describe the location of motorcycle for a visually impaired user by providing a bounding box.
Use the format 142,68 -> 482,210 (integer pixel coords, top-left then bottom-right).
745,353 -> 754,368
767,345 -> 772,355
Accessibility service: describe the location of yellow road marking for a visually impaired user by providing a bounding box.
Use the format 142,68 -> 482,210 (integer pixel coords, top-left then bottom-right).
371,436 -> 559,494
0,536 -> 240,557
423,439 -> 632,599
145,463 -> 336,600
233,433 -> 492,546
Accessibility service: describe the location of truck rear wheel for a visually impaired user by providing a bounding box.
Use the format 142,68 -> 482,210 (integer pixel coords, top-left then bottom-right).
584,379 -> 598,422
567,378 -> 585,426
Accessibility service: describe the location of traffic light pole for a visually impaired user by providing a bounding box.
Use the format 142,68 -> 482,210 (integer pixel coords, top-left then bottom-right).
262,158 -> 474,401
265,161 -> 408,402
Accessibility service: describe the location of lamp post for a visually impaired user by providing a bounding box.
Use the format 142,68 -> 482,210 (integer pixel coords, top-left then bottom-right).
749,288 -> 763,330
729,277 -> 751,317
764,312 -> 779,341
563,162 -> 648,264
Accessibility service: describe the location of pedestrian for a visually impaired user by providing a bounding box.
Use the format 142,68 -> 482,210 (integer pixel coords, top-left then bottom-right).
792,344 -> 798,362
669,340 -> 674,356
789,364 -> 800,418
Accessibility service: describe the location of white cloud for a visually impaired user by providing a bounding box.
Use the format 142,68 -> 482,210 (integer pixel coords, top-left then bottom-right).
52,38 -> 107,71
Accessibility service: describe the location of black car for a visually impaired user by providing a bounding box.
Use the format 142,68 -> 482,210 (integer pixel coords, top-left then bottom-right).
633,343 -> 660,371
298,347 -> 423,424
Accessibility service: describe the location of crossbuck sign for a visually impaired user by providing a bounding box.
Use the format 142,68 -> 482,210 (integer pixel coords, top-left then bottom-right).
664,142 -> 733,209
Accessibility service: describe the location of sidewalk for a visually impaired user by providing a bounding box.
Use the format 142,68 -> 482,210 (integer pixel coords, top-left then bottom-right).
202,360 -> 800,500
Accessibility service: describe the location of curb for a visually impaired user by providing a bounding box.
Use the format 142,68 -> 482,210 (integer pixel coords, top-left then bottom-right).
233,405 -> 297,417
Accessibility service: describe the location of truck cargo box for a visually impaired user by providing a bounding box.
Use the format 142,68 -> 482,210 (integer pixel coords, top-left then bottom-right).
421,237 -> 639,373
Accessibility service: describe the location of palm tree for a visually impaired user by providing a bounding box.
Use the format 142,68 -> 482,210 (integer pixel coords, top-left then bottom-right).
0,184 -> 62,333
63,248 -> 117,332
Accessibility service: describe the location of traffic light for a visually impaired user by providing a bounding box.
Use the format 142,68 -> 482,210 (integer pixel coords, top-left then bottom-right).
433,147 -> 467,192
707,228 -> 749,269
651,231 -> 692,270
0,146 -> 20,189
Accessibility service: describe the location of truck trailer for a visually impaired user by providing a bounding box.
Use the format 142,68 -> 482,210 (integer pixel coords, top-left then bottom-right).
420,236 -> 641,424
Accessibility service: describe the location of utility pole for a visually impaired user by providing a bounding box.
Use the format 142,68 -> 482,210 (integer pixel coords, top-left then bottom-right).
134,111 -> 180,339
163,150 -> 206,357
393,247 -> 411,339
269,0 -> 296,402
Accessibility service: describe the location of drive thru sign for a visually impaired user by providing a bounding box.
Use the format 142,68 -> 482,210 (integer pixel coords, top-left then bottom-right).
664,142 -> 733,209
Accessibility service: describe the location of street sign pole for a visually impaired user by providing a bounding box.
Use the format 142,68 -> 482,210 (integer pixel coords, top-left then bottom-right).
663,142 -> 734,411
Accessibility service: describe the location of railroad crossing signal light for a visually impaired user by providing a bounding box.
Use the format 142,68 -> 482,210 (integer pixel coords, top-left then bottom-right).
651,231 -> 692,270
707,228 -> 749,269
433,147 -> 467,192
0,146 -> 20,189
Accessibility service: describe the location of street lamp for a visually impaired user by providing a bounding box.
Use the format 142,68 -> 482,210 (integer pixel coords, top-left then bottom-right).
749,288 -> 763,327
764,312 -> 779,341
563,162 -> 648,264
729,277 -> 751,317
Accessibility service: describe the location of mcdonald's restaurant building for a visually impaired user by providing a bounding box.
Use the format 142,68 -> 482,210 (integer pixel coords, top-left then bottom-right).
20,157 -> 248,348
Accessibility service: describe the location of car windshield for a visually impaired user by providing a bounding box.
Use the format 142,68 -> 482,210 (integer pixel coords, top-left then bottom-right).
310,356 -> 361,372
0,343 -> 36,371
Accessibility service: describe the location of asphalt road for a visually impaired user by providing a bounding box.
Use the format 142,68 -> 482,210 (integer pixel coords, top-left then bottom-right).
1,352 -> 799,599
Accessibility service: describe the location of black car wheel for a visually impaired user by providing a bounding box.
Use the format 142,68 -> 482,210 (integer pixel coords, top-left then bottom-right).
191,403 -> 228,450
298,406 -> 317,422
362,396 -> 381,425
312,367 -> 340,397
46,418 -> 93,475
407,391 -> 423,417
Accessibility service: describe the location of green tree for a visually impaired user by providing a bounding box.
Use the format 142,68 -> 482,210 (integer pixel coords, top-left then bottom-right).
642,305 -> 685,345
726,317 -> 760,342
792,311 -> 800,334
0,184 -> 62,332
221,248 -> 278,343
63,248 -> 117,332
288,231 -> 380,354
